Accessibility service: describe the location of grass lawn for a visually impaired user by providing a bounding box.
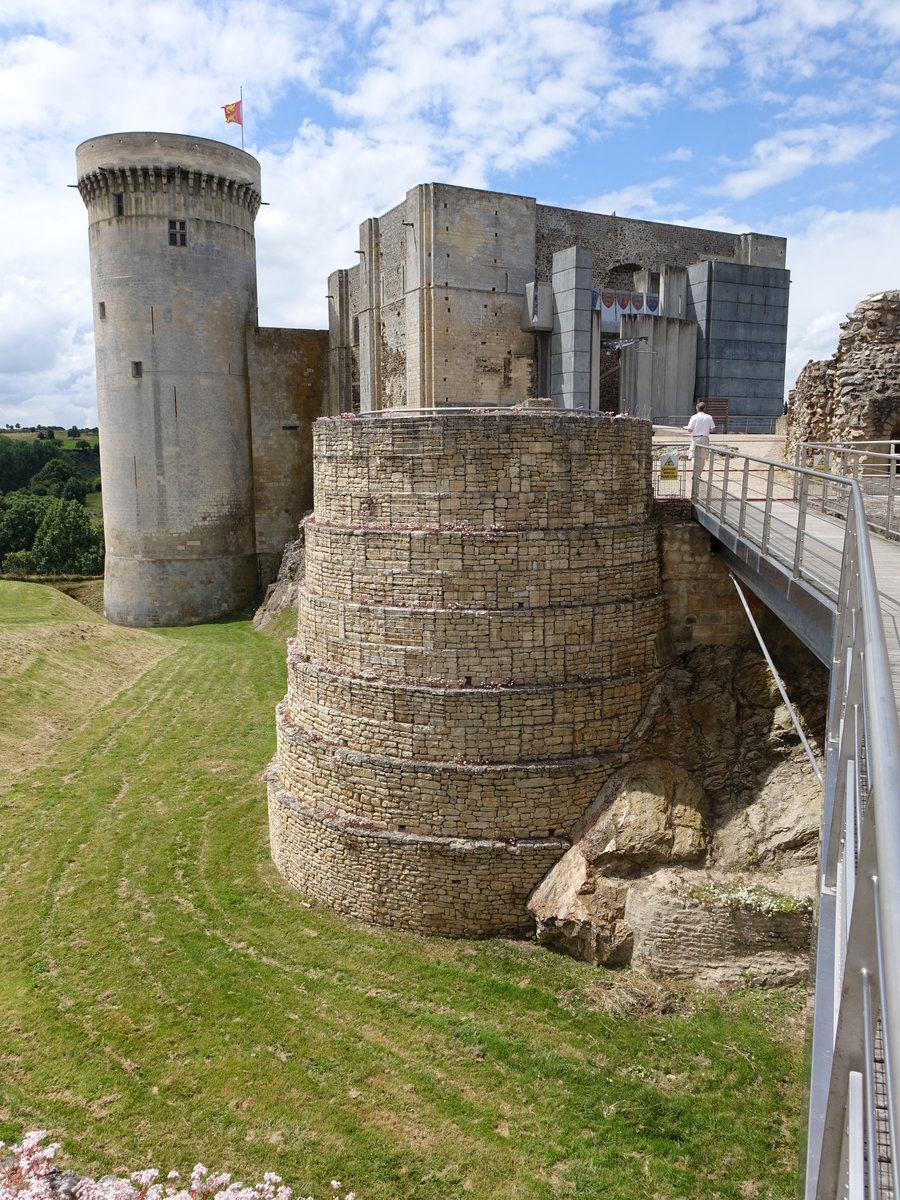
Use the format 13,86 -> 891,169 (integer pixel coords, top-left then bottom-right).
0,581 -> 807,1199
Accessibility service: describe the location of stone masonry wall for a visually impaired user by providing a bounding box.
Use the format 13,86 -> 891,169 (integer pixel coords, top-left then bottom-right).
248,327 -> 328,582
267,411 -> 668,936
789,291 -> 900,448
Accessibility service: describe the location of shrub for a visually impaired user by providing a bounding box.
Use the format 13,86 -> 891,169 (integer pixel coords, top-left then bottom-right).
0,1132 -> 355,1200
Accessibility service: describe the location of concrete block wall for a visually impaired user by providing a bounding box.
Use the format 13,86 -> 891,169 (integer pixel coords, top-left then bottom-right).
267,410 -> 667,935
551,246 -> 593,409
618,313 -> 697,422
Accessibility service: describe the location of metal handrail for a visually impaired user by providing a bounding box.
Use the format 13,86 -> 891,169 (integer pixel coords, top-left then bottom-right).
692,448 -> 900,1199
691,446 -> 852,602
805,483 -> 900,1199
795,442 -> 899,540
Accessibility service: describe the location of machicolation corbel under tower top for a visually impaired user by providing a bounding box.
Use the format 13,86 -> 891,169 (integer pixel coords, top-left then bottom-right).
267,408 -> 669,936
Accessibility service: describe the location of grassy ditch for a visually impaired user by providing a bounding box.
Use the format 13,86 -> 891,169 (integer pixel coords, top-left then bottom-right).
0,581 -> 807,1199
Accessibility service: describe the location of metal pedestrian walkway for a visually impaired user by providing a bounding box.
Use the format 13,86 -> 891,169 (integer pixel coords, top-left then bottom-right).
690,447 -> 900,1200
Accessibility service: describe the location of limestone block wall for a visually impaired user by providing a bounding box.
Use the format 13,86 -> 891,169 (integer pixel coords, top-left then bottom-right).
248,327 -> 328,581
267,410 -> 668,936
76,132 -> 262,627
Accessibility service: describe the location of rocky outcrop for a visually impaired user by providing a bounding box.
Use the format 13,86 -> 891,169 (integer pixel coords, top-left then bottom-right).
788,291 -> 900,448
528,637 -> 825,986
252,530 -> 306,630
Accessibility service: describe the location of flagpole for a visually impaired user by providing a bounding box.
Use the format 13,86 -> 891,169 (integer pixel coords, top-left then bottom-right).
240,85 -> 244,151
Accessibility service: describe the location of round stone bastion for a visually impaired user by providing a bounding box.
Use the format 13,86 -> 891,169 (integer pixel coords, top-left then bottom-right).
266,409 -> 667,936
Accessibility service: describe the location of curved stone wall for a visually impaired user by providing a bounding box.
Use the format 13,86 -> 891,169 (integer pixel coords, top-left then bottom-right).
268,410 -> 666,935
76,132 -> 262,626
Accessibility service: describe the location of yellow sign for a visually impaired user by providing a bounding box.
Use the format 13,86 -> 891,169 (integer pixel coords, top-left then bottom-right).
814,454 -> 826,472
659,452 -> 679,481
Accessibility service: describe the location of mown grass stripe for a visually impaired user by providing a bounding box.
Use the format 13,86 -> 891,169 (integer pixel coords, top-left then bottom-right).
0,582 -> 805,1199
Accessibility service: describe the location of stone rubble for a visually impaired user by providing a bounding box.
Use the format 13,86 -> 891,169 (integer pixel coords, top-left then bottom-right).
788,290 -> 900,448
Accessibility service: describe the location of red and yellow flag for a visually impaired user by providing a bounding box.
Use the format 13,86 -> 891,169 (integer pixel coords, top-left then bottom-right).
222,100 -> 242,125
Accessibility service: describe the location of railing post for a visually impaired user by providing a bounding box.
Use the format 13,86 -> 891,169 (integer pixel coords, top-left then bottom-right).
761,463 -> 775,555
719,454 -> 730,522
888,450 -> 896,539
794,471 -> 809,579
691,446 -> 703,503
738,457 -> 750,537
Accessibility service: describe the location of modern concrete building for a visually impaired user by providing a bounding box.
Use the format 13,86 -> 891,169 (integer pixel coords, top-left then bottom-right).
326,182 -> 790,426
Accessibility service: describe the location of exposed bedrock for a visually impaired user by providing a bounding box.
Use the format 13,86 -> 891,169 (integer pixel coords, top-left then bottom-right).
529,639 -> 826,985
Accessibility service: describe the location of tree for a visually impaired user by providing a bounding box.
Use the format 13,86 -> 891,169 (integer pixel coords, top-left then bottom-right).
67,426 -> 80,438
29,456 -> 77,497
29,498 -> 104,575
0,435 -> 61,493
74,438 -> 91,452
0,492 -> 54,560
62,476 -> 88,503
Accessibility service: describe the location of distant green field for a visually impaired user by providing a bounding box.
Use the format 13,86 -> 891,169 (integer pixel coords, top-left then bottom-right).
0,582 -> 808,1199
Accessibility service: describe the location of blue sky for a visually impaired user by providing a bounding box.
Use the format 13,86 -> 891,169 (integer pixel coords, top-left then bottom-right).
2,0 -> 899,427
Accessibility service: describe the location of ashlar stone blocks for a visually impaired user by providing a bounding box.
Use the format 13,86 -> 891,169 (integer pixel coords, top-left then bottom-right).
267,410 -> 667,936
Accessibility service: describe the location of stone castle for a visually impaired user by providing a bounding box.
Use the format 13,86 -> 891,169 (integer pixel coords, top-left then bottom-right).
77,133 -> 817,970
76,132 -> 790,628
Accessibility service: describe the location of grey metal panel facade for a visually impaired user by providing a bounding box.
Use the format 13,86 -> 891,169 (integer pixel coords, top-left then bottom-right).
687,260 -> 790,418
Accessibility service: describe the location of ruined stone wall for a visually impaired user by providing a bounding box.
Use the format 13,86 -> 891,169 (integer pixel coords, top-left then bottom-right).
327,268 -> 358,415
789,291 -> 900,447
376,202 -> 407,409
534,207 -> 786,288
248,327 -> 328,581
267,411 -> 668,935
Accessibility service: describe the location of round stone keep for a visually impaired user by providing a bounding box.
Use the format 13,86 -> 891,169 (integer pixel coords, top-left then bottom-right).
76,132 -> 262,626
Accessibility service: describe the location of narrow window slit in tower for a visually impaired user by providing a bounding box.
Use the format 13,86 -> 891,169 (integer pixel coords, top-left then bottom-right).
150,306 -> 155,335
98,301 -> 106,319
133,456 -> 138,488
114,193 -> 124,217
131,361 -> 142,378
173,386 -> 177,418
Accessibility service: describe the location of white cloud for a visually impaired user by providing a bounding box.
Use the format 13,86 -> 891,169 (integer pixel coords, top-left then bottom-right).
2,0 -> 900,428
714,121 -> 894,199
577,177 -> 678,220
783,205 -> 900,389
661,146 -> 693,162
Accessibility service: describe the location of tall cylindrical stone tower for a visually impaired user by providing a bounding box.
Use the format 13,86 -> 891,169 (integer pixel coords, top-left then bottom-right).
76,132 -> 262,626
267,410 -> 668,936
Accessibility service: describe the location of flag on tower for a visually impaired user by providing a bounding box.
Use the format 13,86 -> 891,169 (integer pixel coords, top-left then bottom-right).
222,100 -> 242,125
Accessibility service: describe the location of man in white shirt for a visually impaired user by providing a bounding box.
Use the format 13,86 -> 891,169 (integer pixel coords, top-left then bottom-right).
687,400 -> 715,459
